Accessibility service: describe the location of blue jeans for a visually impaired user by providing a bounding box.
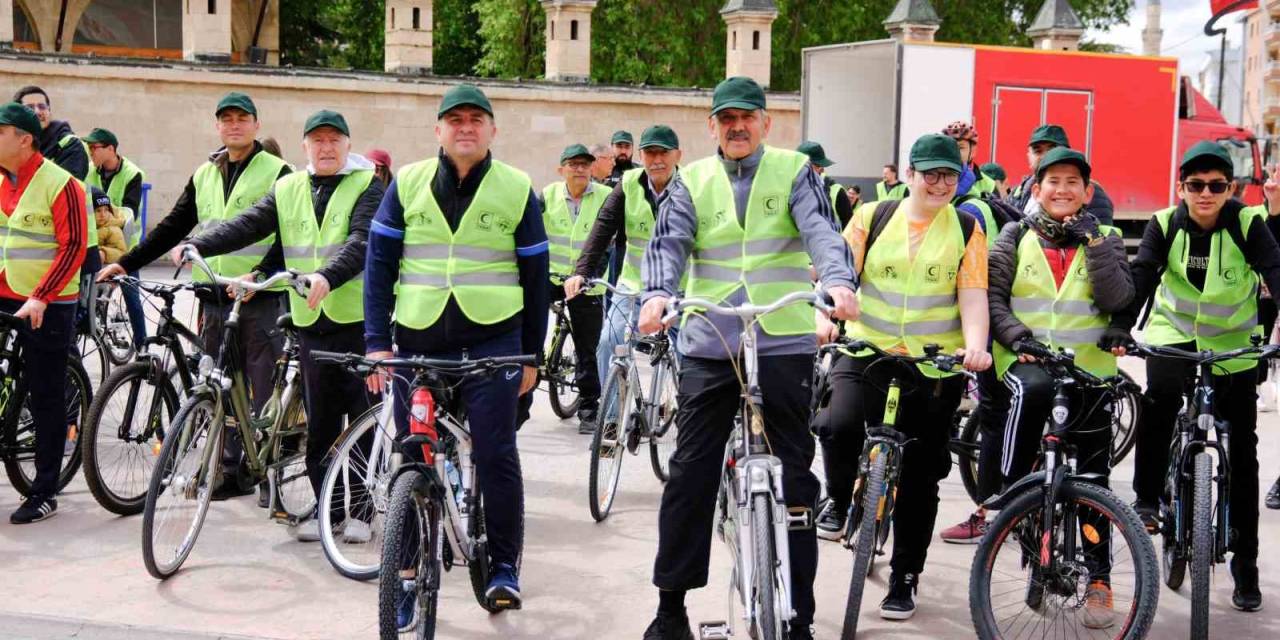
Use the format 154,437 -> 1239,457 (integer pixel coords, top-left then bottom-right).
123,270 -> 147,348
597,293 -> 639,388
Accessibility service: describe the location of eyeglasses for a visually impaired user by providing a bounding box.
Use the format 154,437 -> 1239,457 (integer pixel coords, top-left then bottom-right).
565,161 -> 592,170
922,170 -> 959,186
1182,180 -> 1232,195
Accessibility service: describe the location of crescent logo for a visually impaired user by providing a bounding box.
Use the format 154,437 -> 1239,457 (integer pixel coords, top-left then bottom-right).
763,196 -> 780,214
926,264 -> 941,282
478,211 -> 493,230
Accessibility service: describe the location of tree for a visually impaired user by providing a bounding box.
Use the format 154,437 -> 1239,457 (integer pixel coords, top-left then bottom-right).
279,0 -> 384,70
590,0 -> 726,88
474,0 -> 545,78
434,0 -> 483,76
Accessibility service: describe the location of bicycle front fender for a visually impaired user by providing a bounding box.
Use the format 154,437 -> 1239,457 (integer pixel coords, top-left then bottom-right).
983,466 -> 1089,511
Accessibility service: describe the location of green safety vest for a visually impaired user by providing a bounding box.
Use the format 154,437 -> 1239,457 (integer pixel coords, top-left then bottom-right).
55,134 -> 98,249
191,151 -> 288,283
993,225 -> 1121,378
683,146 -> 813,336
875,180 -> 907,201
542,180 -> 608,295
848,203 -> 966,378
3,159 -> 79,298
394,158 -> 528,329
1146,206 -> 1263,373
87,156 -> 145,248
618,168 -> 655,292
275,169 -> 374,327
958,195 -> 998,249
971,170 -> 997,197
828,182 -> 844,212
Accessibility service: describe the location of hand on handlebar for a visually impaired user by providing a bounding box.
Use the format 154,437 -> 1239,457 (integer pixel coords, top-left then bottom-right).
956,346 -> 992,372
639,296 -> 671,335
826,285 -> 859,322
170,244 -> 194,268
816,312 -> 839,346
1097,327 -> 1134,357
96,263 -> 126,283
303,273 -> 329,309
564,275 -> 585,300
226,273 -> 259,301
364,350 -> 394,395
1012,337 -> 1051,363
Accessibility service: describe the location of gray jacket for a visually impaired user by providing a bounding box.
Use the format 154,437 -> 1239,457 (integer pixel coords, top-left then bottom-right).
988,218 -> 1133,349
641,145 -> 857,359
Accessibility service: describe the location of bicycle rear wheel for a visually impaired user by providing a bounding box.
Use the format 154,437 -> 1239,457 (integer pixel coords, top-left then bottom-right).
751,493 -> 783,640
841,449 -> 887,638
141,392 -> 222,580
955,408 -> 982,506
546,327 -> 580,419
1109,372 -> 1141,465
378,469 -> 440,640
82,361 -> 177,515
98,285 -> 136,366
648,355 -> 679,483
320,403 -> 392,581
4,359 -> 91,496
1190,452 -> 1212,639
272,386 -> 314,520
589,366 -> 628,522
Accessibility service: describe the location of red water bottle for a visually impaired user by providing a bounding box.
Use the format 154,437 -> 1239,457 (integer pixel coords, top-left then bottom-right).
409,386 -> 438,463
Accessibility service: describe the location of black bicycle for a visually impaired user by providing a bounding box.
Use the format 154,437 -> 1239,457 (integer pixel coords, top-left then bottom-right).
969,342 -> 1158,640
1127,340 -> 1277,639
542,273 -> 580,419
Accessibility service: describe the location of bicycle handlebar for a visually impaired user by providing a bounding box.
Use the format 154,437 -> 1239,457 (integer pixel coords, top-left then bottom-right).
661,290 -> 834,325
831,337 -> 972,377
309,350 -> 537,376
1126,341 -> 1280,366
1011,340 -> 1108,387
181,246 -> 309,298
588,278 -> 639,298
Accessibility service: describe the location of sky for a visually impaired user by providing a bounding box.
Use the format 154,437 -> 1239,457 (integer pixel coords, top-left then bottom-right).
1087,0 -> 1248,74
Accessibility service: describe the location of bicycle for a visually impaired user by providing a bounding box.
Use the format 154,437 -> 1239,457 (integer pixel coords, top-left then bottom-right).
141,247 -> 312,580
826,338 -> 972,638
660,290 -> 832,640
316,390 -> 395,581
969,342 -> 1159,640
586,279 -> 680,522
0,312 -> 93,496
543,272 -> 580,419
81,276 -> 205,515
1127,340 -> 1277,639
94,278 -> 138,366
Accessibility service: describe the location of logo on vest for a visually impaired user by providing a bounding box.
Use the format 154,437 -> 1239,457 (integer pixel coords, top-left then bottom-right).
638,221 -> 649,234
1223,267 -> 1239,285
1075,264 -> 1089,280
497,214 -> 514,233
879,265 -> 898,280
478,211 -> 494,231
763,195 -> 781,216
1022,264 -> 1037,279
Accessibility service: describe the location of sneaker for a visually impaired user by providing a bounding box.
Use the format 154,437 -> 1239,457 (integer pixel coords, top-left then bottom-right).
641,612 -> 694,640
1231,557 -> 1263,612
939,511 -> 988,544
578,407 -> 599,435
257,483 -> 270,509
485,562 -> 522,610
815,500 -> 848,541
396,587 -> 417,631
1132,500 -> 1160,533
294,517 -> 322,543
879,572 -> 918,620
9,496 -> 57,524
1266,477 -> 1280,511
342,519 -> 372,544
788,624 -> 815,640
211,480 -> 254,502
1081,581 -> 1115,629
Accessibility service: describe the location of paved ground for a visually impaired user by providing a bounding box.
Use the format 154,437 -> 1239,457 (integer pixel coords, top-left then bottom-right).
2,267 -> 1279,639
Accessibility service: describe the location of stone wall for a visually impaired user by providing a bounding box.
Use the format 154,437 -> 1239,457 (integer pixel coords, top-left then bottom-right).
0,53 -> 801,228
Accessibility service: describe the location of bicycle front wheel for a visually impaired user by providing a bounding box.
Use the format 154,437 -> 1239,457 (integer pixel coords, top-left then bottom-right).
588,365 -> 628,522
4,359 -> 91,496
648,354 -> 679,483
82,361 -> 177,515
1190,452 -> 1212,639
842,448 -> 887,638
956,407 -> 982,506
546,327 -> 580,419
970,480 -> 1159,640
1109,372 -> 1141,465
751,493 -> 783,640
378,469 -> 440,640
141,392 -> 222,580
98,284 -> 136,366
320,403 -> 392,581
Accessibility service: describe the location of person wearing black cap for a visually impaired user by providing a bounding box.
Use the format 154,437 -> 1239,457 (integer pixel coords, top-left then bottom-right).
0,102 -> 89,524
173,109 -> 381,542
90,186 -> 128,265
1107,141 -> 1280,613
1008,124 -> 1114,224
541,143 -> 609,433
13,86 -> 89,180
364,84 -> 548,618
797,140 -> 853,227
98,91 -> 292,500
606,130 -> 635,188
635,76 -> 859,640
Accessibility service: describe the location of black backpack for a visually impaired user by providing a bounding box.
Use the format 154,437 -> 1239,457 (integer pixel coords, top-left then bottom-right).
861,199 -> 976,277
957,192 -> 1024,233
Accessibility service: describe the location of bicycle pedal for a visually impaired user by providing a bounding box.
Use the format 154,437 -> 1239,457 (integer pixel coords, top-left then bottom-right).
786,506 -> 813,531
698,621 -> 732,640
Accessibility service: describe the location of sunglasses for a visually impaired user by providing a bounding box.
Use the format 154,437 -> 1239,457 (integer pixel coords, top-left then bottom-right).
1182,180 -> 1232,195
922,170 -> 959,186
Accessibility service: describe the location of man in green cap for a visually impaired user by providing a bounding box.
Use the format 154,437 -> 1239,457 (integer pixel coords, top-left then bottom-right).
607,129 -> 635,187
541,143 -> 608,433
364,83 -> 548,619
98,91 -> 291,500
565,124 -> 683,396
980,161 -> 1008,198
172,109 -> 382,541
0,102 -> 89,524
635,76 -> 859,640
1008,124 -> 1114,224
876,163 -> 908,201
813,133 -> 992,621
1107,141 -> 1280,614
84,127 -> 147,347
797,140 -> 853,227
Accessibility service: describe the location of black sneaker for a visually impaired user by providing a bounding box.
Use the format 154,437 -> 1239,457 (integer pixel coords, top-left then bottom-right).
642,612 -> 694,640
880,572 -> 919,620
1266,477 -> 1280,510
815,500 -> 848,541
211,479 -> 254,501
10,496 -> 57,524
788,623 -> 815,640
1132,500 -> 1160,533
1231,557 -> 1263,612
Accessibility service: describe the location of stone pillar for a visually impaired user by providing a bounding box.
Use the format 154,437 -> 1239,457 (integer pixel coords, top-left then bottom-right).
1142,0 -> 1163,57
385,0 -> 433,74
0,0 -> 13,46
183,0 -> 233,63
883,0 -> 941,43
721,0 -> 778,88
542,0 -> 597,82
1027,0 -> 1086,52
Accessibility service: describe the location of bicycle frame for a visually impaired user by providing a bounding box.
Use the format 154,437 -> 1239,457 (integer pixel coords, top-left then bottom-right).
1168,359 -> 1233,562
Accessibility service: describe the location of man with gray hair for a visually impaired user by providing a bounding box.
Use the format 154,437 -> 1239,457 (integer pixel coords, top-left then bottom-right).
590,142 -> 614,184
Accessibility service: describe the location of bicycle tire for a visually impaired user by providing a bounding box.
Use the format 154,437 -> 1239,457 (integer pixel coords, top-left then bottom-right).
76,329 -> 112,386
842,449 -> 887,638
1162,451 -> 1187,590
141,391 -> 221,580
98,286 -> 136,366
1110,371 -> 1141,465
751,493 -> 781,640
378,469 -> 439,640
648,354 -> 679,483
546,326 -> 580,420
273,386 -> 314,520
1190,452 -> 1212,639
956,409 -> 982,506
969,480 -> 1159,640
466,473 -> 505,614
589,366 -> 627,522
320,403 -> 391,581
82,361 -> 178,515
4,358 -> 91,496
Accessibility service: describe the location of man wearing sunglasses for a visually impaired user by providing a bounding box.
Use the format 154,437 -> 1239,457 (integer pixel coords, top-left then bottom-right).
1107,141 -> 1280,614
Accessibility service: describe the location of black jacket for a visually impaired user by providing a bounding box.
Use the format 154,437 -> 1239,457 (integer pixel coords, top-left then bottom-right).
38,120 -> 88,180
572,172 -> 663,281
824,176 -> 855,228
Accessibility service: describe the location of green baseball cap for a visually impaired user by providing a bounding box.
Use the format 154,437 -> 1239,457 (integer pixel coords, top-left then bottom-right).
796,141 -> 833,168
560,143 -> 594,164
909,134 -> 963,173
611,130 -> 633,145
0,102 -> 41,138
303,109 -> 350,136
215,91 -> 257,117
1028,124 -> 1069,148
438,84 -> 493,119
638,125 -> 679,150
84,128 -> 119,147
1180,140 -> 1233,174
979,162 -> 1006,182
711,76 -> 766,115
1035,147 -> 1091,183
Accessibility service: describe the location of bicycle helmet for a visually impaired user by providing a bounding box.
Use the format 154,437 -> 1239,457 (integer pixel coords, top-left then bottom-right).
942,120 -> 978,144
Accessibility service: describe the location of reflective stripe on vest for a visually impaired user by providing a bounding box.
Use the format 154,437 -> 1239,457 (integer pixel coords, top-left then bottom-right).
993,226 -> 1120,378
618,168 -> 655,292
847,204 -> 966,378
191,151 -> 288,282
683,146 -> 813,336
1145,206 -> 1262,373
394,158 -> 529,329
275,169 -> 374,327
542,180 -> 608,294
4,159 -> 79,298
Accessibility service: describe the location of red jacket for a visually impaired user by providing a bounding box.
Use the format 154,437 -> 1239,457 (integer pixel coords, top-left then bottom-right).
0,153 -> 87,303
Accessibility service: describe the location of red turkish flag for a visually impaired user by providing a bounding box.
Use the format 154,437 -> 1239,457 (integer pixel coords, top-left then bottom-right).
1210,0 -> 1259,15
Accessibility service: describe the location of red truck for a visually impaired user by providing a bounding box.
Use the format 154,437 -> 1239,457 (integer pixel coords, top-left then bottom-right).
800,39 -> 1265,233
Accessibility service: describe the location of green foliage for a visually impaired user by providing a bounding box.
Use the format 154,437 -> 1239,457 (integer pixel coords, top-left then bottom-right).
590,0 -> 725,88
434,0 -> 483,76
279,0 -> 384,70
474,0 -> 545,78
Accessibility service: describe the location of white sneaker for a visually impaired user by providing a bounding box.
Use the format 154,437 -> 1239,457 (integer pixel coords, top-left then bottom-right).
294,518 -> 322,542
342,519 -> 372,544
